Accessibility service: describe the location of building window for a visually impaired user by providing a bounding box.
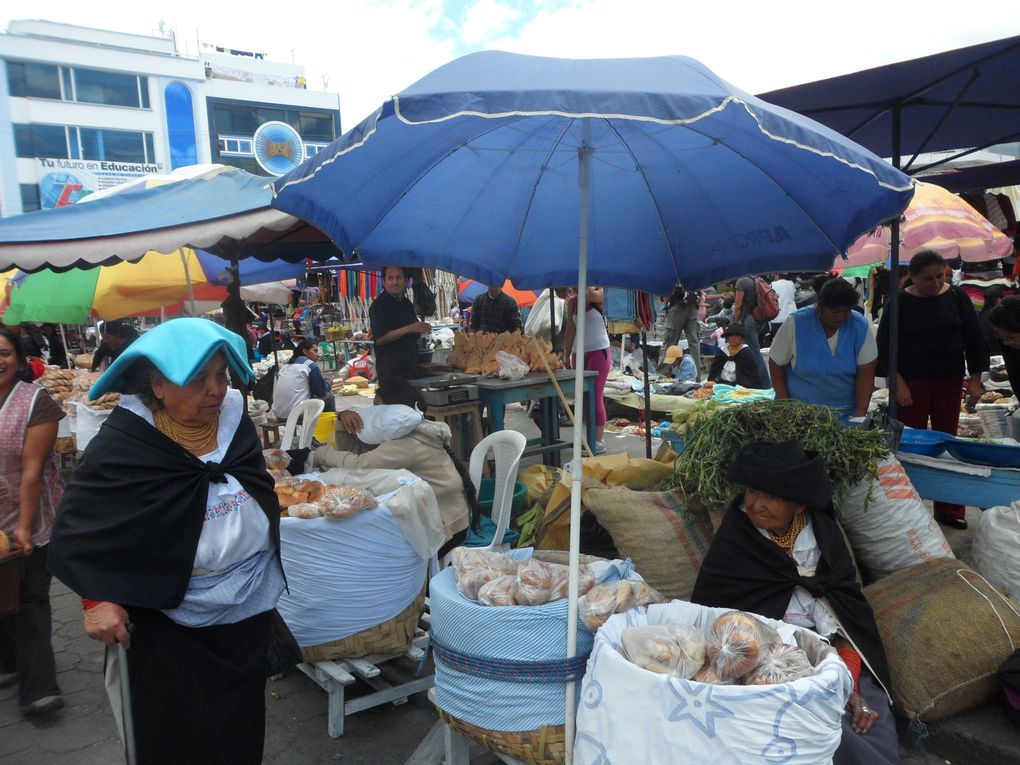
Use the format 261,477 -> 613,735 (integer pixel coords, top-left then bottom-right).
14,123 -> 152,162
7,60 -> 149,108
304,142 -> 330,159
7,61 -> 61,99
13,124 -> 69,158
74,68 -> 147,108
19,184 -> 41,213
79,127 -> 148,162
218,135 -> 254,156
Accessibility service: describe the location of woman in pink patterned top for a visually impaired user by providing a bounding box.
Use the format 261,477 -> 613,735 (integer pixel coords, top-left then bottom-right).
0,326 -> 65,716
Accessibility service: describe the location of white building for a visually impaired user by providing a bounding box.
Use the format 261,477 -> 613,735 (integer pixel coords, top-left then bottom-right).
0,20 -> 341,217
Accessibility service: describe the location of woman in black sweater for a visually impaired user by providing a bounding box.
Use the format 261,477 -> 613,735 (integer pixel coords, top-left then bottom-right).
876,250 -> 989,529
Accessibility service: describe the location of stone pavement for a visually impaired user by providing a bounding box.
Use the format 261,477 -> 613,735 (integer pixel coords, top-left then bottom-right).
2,408 -> 1018,763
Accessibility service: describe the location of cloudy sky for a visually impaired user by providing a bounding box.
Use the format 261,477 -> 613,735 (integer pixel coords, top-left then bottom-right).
1,1 -> 1010,130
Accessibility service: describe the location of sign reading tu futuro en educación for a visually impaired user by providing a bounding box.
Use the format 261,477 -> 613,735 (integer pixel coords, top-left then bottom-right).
33,158 -> 161,208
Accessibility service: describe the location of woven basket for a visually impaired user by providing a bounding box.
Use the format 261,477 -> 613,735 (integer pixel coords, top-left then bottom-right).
301,586 -> 426,662
436,707 -> 565,765
0,551 -> 26,617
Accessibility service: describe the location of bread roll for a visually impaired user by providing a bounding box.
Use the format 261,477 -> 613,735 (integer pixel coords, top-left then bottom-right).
707,611 -> 780,680
263,448 -> 291,471
742,642 -> 815,685
287,502 -> 323,519
692,662 -> 734,685
622,624 -> 706,678
457,567 -> 505,600
478,575 -> 518,607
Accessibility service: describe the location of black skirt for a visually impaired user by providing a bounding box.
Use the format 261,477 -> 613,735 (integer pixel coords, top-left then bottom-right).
124,607 -> 271,765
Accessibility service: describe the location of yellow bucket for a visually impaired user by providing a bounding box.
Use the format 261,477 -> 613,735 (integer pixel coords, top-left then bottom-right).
314,412 -> 337,445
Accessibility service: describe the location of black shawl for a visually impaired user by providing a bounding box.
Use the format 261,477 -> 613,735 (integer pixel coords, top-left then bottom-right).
48,406 -> 280,610
691,496 -> 891,691
708,346 -> 763,388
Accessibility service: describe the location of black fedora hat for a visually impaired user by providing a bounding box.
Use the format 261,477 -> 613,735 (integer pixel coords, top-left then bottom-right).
726,440 -> 833,508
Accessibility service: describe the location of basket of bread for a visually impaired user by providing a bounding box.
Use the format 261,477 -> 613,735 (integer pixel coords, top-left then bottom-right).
574,602 -> 852,765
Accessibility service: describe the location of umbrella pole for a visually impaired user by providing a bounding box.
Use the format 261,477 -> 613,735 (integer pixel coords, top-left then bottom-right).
642,329 -> 652,458
886,112 -> 902,421
58,324 -> 71,369
565,117 -> 592,765
179,250 -> 197,316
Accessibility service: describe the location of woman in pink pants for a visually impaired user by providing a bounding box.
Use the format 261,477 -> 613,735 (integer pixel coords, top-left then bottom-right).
564,286 -> 612,455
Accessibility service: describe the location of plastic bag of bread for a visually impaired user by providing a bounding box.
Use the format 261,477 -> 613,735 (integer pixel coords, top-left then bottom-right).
320,486 -> 377,520
512,557 -> 554,606
548,564 -> 595,602
450,548 -> 518,579
626,580 -> 666,609
346,375 -> 370,388
706,611 -> 782,680
457,567 -> 508,600
622,624 -> 706,678
287,502 -> 323,519
274,478 -> 308,508
578,579 -> 661,632
692,661 -> 735,685
742,642 -> 815,685
268,468 -> 291,480
478,575 -> 518,607
263,448 -> 291,471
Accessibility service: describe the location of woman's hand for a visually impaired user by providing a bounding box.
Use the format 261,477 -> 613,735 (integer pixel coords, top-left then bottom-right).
846,691 -> 879,734
967,376 -> 984,405
83,602 -> 132,648
338,410 -> 364,434
896,380 -> 913,408
12,525 -> 33,555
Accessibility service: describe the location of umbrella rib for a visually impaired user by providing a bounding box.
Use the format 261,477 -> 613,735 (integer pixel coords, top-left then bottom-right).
602,119 -> 683,286
507,118 -> 576,280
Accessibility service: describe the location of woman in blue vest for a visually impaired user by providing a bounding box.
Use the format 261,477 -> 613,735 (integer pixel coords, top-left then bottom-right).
768,278 -> 877,423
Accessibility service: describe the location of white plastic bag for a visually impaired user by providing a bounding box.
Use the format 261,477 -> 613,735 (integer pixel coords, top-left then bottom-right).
355,404 -> 424,444
496,351 -> 529,380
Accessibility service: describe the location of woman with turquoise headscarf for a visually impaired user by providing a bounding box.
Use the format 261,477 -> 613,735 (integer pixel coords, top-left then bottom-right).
48,318 -> 286,764
768,278 -> 877,423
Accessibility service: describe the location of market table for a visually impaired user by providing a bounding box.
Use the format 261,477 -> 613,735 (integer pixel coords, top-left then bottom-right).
897,451 -> 1020,509
474,370 -> 596,467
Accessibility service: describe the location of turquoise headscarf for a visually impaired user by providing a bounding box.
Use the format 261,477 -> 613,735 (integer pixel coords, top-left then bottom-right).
89,318 -> 254,399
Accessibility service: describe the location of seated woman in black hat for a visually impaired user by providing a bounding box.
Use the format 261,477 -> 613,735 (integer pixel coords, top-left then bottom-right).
691,441 -> 901,765
706,323 -> 764,388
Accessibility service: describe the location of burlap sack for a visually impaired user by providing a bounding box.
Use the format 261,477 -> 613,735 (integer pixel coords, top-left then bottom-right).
582,486 -> 722,600
864,557 -> 1020,721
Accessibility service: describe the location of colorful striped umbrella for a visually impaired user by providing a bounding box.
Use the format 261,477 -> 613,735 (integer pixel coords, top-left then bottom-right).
839,181 -> 1012,269
457,278 -> 540,307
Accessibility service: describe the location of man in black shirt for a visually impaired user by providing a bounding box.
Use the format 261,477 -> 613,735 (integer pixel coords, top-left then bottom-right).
370,266 -> 431,383
470,284 -> 522,334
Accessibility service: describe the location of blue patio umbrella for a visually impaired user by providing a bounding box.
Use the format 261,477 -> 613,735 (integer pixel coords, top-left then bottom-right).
272,51 -> 913,294
272,52 -> 914,755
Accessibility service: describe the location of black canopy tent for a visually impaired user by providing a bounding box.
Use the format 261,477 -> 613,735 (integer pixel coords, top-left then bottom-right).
759,35 -> 1020,416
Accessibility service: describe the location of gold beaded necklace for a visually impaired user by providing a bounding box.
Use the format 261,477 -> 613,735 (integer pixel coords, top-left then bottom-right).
154,409 -> 218,452
768,512 -> 807,557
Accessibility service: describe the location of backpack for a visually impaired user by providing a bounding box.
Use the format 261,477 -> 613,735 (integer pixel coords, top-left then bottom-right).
751,277 -> 780,323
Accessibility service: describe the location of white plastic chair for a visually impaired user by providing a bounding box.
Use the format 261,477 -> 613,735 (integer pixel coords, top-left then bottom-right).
280,399 -> 325,472
468,430 -> 527,552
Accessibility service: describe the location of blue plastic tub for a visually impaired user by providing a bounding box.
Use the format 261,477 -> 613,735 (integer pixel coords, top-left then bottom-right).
945,436 -> 1020,469
898,428 -> 949,457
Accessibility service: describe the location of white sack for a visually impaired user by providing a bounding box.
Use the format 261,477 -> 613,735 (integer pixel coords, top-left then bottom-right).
574,601 -> 851,765
838,455 -> 954,580
973,502 -> 1020,600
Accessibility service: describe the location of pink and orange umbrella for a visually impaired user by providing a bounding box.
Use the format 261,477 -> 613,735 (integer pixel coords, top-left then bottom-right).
838,181 -> 1012,270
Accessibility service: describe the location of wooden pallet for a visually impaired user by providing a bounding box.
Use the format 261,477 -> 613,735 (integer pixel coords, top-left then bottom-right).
297,613 -> 435,737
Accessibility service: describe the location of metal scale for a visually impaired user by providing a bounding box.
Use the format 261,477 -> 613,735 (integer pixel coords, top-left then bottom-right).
409,372 -> 479,407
